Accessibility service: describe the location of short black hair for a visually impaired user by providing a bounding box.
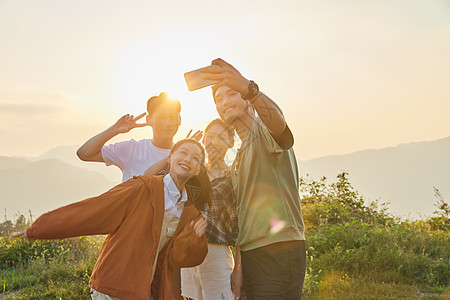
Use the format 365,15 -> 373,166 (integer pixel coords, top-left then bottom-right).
147,92 -> 181,116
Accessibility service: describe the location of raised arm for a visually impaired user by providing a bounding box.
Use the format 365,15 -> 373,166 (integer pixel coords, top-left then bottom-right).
202,58 -> 289,139
77,113 -> 148,162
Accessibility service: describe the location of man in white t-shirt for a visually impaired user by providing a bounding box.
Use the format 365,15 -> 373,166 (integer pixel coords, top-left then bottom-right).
77,92 -> 181,182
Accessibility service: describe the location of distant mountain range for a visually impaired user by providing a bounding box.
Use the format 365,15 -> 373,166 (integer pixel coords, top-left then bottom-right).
300,136 -> 450,217
24,145 -> 122,182
0,157 -> 116,221
1,136 -> 449,220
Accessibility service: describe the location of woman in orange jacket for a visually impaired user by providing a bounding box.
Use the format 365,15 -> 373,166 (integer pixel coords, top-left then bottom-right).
12,138 -> 210,300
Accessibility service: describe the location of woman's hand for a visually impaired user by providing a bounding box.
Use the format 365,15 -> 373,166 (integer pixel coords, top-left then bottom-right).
11,230 -> 26,238
191,218 -> 207,237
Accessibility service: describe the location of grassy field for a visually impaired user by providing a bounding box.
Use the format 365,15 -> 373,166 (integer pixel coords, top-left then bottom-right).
1,173 -> 449,299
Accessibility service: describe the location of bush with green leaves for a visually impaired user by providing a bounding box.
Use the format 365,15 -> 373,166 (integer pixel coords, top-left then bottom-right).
0,235 -> 100,269
300,172 -> 394,228
1,235 -> 102,299
300,173 -> 450,297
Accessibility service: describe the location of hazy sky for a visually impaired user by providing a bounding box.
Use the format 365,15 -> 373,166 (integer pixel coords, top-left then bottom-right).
1,0 -> 449,160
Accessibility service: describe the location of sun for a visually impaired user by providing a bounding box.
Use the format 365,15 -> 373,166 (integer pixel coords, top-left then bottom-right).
109,34 -> 222,140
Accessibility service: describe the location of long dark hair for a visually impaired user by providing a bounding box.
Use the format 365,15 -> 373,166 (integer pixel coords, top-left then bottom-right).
170,138 -> 211,212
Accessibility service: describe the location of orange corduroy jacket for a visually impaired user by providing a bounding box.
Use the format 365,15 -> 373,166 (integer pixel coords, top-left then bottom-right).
26,175 -> 208,300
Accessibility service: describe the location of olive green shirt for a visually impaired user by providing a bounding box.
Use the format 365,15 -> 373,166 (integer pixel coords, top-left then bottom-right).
232,117 -> 305,251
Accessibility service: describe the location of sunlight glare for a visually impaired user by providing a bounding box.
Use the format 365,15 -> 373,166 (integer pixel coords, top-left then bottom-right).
110,34 -> 223,140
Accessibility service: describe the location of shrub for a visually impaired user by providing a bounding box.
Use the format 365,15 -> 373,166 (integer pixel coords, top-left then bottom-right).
1,235 -> 102,298
301,173 -> 450,295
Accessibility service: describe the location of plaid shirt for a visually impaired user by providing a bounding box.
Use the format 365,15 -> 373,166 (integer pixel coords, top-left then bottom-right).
204,173 -> 239,246
157,169 -> 238,245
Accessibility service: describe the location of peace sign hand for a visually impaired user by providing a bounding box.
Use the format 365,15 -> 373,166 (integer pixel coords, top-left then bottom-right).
186,129 -> 203,141
113,112 -> 148,134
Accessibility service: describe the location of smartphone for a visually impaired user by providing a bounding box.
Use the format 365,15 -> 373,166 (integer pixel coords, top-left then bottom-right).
184,67 -> 218,91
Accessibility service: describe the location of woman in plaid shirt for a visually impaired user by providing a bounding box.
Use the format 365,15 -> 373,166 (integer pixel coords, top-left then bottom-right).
181,119 -> 242,300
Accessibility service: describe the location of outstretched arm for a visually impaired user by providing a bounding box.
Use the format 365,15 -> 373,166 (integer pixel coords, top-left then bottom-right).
202,58 -> 290,141
13,180 -> 142,240
77,113 -> 148,162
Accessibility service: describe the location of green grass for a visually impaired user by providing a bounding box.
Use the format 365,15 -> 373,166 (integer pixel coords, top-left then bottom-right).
1,236 -> 102,299
302,222 -> 449,298
1,172 -> 449,299
299,173 -> 449,299
303,274 -> 449,299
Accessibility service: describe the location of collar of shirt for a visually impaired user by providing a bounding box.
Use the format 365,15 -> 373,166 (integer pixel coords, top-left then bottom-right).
163,174 -> 188,218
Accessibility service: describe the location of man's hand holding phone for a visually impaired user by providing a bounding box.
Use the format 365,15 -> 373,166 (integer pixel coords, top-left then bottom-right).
200,59 -> 251,95
184,67 -> 219,91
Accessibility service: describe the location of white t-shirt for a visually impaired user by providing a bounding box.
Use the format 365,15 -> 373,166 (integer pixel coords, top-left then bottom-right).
101,139 -> 171,182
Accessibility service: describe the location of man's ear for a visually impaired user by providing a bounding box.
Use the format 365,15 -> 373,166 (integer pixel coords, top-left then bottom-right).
146,114 -> 153,127
178,114 -> 181,126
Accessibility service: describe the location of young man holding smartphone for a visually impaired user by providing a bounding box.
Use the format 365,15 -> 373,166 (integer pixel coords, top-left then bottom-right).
201,58 -> 306,299
77,92 -> 181,183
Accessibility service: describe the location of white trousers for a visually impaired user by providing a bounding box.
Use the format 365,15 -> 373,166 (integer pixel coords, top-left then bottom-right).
181,243 -> 234,300
90,288 -> 121,300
